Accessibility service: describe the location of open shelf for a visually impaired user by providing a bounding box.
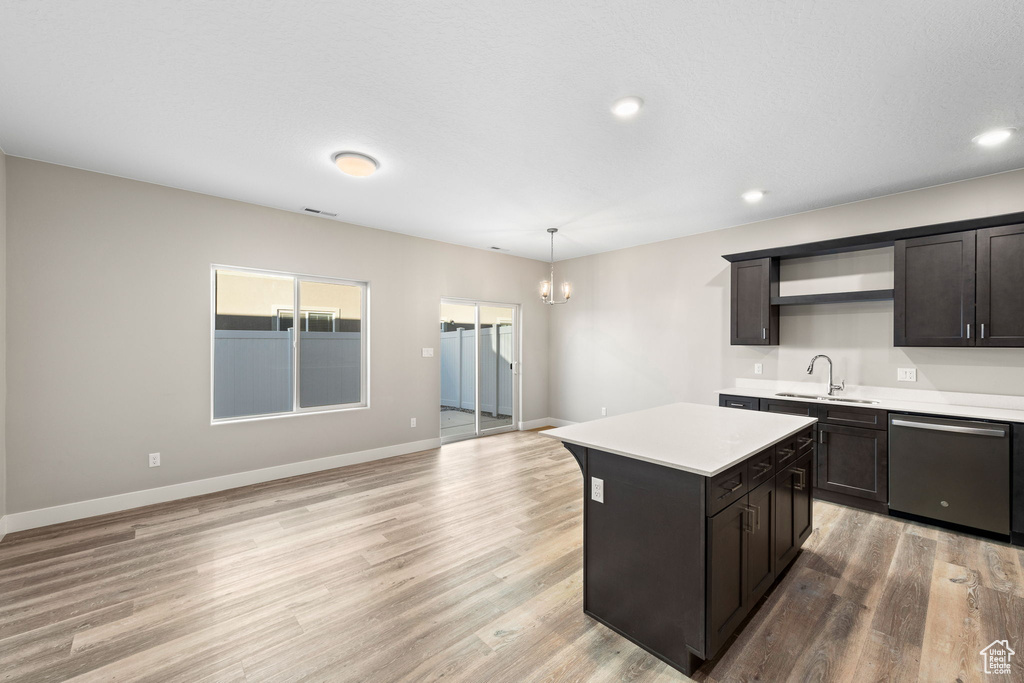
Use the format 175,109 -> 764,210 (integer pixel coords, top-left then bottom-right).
770,289 -> 894,306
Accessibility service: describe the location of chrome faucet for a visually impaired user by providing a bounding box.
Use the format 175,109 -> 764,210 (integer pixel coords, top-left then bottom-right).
807,355 -> 845,396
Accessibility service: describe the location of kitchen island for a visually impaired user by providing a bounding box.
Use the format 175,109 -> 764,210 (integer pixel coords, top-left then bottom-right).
542,402 -> 817,675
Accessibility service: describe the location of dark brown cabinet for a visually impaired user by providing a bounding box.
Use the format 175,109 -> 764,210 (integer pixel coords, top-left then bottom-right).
719,394 -> 759,410
816,423 -> 888,505
730,258 -> 778,345
760,398 -> 818,418
894,230 -> 976,346
776,453 -> 813,571
977,224 -> 1024,347
706,477 -> 776,657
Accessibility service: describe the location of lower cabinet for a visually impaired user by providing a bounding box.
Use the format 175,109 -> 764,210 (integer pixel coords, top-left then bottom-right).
776,453 -> 814,570
816,423 -> 888,503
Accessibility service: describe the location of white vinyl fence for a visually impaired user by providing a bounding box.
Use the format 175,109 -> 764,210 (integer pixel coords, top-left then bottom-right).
440,326 -> 513,416
214,330 -> 361,419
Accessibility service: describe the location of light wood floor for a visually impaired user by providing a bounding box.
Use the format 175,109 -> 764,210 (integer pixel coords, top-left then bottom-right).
1,431 -> 1021,682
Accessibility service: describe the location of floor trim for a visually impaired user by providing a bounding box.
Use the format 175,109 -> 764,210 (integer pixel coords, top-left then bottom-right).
0,515 -> 7,541
519,417 -> 576,430
3,437 -> 442,534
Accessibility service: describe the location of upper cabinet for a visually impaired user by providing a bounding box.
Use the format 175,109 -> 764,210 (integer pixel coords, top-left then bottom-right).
894,230 -> 975,346
895,224 -> 1024,347
976,224 -> 1024,347
730,258 -> 778,345
724,210 -> 1024,348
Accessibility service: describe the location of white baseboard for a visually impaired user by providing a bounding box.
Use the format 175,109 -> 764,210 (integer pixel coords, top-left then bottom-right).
0,515 -> 7,541
4,437 -> 442,535
519,417 -> 577,430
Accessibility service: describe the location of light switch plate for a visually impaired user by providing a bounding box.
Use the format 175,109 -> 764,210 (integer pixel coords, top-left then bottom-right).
422,347 -> 434,357
591,477 -> 604,503
897,368 -> 917,382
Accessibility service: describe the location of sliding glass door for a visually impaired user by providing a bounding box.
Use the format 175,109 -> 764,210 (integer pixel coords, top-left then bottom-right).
439,299 -> 518,442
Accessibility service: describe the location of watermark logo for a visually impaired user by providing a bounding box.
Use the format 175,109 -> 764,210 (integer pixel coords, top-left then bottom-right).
981,640 -> 1015,675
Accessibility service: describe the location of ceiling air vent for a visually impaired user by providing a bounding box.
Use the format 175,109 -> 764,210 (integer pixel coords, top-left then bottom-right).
302,207 -> 338,218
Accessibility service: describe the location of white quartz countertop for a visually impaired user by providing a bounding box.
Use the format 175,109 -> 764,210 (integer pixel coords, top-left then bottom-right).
719,385 -> 1024,424
541,402 -> 816,477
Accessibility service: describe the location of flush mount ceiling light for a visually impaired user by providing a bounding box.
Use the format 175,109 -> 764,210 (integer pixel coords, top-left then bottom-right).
540,228 -> 572,305
972,128 -> 1016,148
333,151 -> 379,177
611,96 -> 644,119
742,189 -> 766,203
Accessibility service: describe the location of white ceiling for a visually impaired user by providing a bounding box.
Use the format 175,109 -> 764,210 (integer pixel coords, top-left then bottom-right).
1,1 -> 1022,261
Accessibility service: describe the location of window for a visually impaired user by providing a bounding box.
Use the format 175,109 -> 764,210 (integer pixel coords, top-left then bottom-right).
212,266 -> 368,420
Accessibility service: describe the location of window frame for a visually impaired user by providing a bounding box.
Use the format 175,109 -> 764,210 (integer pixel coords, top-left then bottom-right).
210,264 -> 370,424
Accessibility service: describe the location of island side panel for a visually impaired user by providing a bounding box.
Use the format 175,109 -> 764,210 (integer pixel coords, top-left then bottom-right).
584,448 -> 706,668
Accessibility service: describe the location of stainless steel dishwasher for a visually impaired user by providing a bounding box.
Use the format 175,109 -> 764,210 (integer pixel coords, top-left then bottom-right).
889,414 -> 1010,535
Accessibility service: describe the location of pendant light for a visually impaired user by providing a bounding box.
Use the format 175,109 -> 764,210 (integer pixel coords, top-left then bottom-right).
540,228 -> 572,305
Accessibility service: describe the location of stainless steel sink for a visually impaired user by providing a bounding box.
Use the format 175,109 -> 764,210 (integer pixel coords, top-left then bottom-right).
775,392 -> 880,405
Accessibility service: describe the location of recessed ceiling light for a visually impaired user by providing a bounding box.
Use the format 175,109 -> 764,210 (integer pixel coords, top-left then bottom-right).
333,151 -> 379,177
742,189 -> 766,203
611,96 -> 644,118
973,128 -> 1016,147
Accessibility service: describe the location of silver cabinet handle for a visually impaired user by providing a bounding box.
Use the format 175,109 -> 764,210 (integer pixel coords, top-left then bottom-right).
967,323 -> 971,339
890,418 -> 1006,437
762,327 -> 766,340
741,505 -> 755,533
794,467 -> 807,491
981,323 -> 985,339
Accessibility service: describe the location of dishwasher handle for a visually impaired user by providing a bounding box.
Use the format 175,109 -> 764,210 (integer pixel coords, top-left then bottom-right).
890,417 -> 1006,438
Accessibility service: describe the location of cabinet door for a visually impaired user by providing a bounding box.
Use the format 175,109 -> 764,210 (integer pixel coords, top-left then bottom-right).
977,224 -> 1024,347
894,230 -> 976,346
816,424 -> 888,502
745,479 -> 776,604
776,454 -> 814,572
731,258 -> 778,346
706,500 -> 749,658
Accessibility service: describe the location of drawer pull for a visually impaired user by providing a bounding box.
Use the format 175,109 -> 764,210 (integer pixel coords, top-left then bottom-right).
797,437 -> 814,447
718,480 -> 743,498
728,402 -> 745,408
754,462 -> 772,473
794,467 -> 807,491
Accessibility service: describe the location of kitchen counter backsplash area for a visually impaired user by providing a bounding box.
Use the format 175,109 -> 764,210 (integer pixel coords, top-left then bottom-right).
720,378 -> 1024,423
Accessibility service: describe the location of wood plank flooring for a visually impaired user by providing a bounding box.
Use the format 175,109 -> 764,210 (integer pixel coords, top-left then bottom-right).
1,430 -> 1022,682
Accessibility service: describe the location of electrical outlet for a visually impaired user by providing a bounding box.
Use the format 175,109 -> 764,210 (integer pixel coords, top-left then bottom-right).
601,407 -> 607,416
410,417 -> 417,427
897,368 -> 917,382
148,453 -> 161,468
754,363 -> 763,375
421,347 -> 434,357
591,477 -> 604,503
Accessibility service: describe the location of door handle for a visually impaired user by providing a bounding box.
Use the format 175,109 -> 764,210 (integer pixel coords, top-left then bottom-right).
742,505 -> 756,533
890,418 -> 1006,438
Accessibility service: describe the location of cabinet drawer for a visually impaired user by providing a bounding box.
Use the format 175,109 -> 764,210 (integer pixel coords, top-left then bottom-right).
761,399 -> 818,418
795,427 -> 816,457
819,404 -> 887,430
707,461 -> 749,517
747,446 -> 776,487
776,436 -> 799,470
720,394 -> 759,411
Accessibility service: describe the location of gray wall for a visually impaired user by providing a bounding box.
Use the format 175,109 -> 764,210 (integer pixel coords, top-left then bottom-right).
0,148 -> 6,520
5,158 -> 550,513
549,169 -> 1024,423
